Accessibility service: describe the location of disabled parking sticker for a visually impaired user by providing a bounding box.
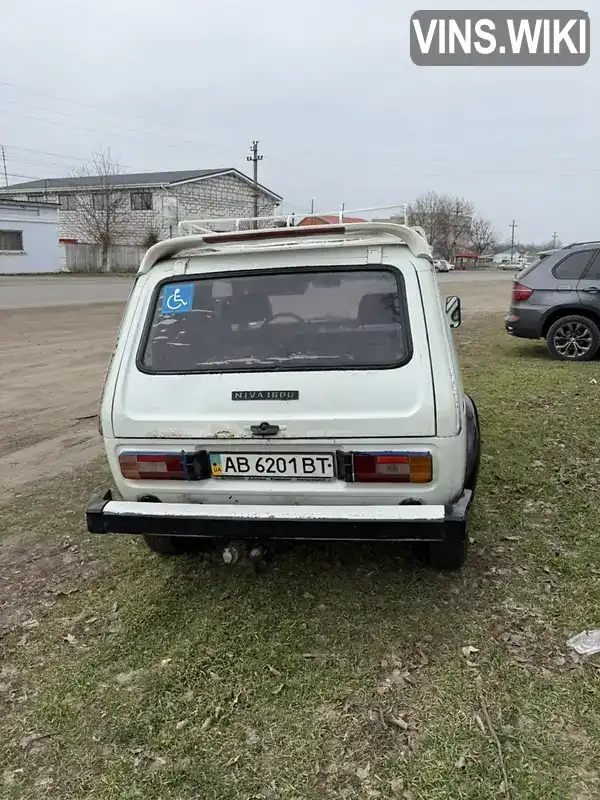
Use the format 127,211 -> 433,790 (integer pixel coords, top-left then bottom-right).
161,283 -> 194,315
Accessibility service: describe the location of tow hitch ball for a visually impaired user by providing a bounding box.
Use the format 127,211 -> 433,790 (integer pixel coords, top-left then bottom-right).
222,540 -> 268,566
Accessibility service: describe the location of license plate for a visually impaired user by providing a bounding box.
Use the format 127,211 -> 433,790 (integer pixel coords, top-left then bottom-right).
209,453 -> 335,480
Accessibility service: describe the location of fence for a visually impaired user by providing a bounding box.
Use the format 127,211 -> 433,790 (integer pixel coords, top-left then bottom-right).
64,242 -> 146,273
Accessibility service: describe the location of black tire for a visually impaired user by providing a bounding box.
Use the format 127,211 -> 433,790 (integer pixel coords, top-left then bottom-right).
428,531 -> 468,571
142,535 -> 211,556
464,394 -> 481,496
546,315 -> 600,361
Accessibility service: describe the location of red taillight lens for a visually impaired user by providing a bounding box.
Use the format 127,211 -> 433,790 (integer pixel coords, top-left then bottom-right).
512,282 -> 533,302
352,453 -> 432,484
119,453 -> 186,481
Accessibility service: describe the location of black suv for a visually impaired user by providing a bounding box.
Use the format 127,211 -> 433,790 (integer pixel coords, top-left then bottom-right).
505,242 -> 600,361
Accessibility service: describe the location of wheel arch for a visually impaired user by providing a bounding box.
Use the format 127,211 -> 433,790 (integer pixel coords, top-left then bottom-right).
541,306 -> 600,338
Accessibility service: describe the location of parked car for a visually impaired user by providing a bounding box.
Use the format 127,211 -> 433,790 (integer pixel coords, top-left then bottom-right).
434,259 -> 452,272
87,220 -> 481,570
505,242 -> 600,360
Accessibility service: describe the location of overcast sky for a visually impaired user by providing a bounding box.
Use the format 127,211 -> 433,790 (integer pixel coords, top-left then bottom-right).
2,0 -> 596,243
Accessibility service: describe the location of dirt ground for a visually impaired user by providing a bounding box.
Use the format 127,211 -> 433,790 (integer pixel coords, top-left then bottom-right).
0,303 -> 123,499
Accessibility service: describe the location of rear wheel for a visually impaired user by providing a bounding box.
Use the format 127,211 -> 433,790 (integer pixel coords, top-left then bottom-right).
428,531 -> 468,571
546,315 -> 599,361
142,535 -> 212,556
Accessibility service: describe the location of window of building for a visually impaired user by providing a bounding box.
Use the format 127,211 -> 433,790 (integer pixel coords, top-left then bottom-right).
131,191 -> 153,211
58,194 -> 79,211
0,230 -> 24,251
92,193 -> 108,210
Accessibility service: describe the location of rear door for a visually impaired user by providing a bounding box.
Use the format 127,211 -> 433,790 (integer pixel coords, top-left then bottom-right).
112,251 -> 436,440
551,248 -> 596,298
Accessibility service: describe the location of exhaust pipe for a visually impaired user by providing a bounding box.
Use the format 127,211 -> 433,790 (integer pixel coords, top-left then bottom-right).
222,540 -> 247,564
222,541 -> 268,566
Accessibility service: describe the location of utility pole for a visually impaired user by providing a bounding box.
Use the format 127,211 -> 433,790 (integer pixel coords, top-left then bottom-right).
310,198 -> 315,214
247,140 -> 263,229
509,219 -> 518,263
551,231 -> 558,249
1,146 -> 8,188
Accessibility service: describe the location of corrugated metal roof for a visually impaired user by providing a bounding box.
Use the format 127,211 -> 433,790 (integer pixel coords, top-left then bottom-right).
4,168 -> 283,200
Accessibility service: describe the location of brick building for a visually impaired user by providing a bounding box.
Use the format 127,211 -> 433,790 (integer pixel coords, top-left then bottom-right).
3,168 -> 282,245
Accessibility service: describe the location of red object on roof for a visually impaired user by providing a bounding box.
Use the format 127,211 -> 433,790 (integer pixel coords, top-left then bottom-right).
297,215 -> 367,226
455,252 -> 480,259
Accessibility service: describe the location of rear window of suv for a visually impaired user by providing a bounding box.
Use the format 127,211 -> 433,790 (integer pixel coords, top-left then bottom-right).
139,267 -> 411,373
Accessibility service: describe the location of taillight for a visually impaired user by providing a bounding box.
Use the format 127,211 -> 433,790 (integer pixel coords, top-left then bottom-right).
119,453 -> 187,481
512,282 -> 533,302
351,453 -> 432,484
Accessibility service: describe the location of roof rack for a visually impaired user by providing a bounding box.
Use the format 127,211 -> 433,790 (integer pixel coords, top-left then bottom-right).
138,216 -> 431,276
177,204 -> 410,236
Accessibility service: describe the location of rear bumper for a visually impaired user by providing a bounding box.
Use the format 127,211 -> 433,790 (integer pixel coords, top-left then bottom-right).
86,490 -> 472,542
504,307 -> 543,339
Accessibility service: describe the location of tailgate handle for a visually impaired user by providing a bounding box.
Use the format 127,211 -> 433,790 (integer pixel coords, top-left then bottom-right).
250,421 -> 280,437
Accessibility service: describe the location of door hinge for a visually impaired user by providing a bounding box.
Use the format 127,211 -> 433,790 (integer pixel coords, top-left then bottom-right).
366,246 -> 383,264
172,259 -> 188,275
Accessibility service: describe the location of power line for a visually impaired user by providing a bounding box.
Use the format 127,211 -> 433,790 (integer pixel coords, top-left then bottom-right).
1,144 -> 91,162
3,171 -> 50,181
0,78 -> 213,139
0,97 -> 213,148
0,107 -> 199,150
3,150 -> 132,172
4,155 -> 87,170
0,80 -> 331,165
0,86 -> 235,158
0,106 -> 234,162
0,79 -> 301,162
2,78 -> 598,169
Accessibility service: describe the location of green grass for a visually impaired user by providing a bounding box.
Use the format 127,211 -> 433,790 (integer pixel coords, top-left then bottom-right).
2,315 -> 600,799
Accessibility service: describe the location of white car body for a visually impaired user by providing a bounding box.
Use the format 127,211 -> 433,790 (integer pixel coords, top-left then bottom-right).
88,222 -> 480,569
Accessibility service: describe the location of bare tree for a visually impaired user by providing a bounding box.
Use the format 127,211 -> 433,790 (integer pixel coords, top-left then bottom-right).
408,192 -> 474,259
470,215 -> 498,255
445,197 -> 474,259
140,215 -> 164,249
70,148 -> 130,270
538,237 -> 563,251
408,191 -> 449,256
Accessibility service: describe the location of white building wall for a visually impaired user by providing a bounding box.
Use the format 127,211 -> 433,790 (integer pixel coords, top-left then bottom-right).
0,204 -> 60,274
493,250 -> 519,264
26,173 -> 280,244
